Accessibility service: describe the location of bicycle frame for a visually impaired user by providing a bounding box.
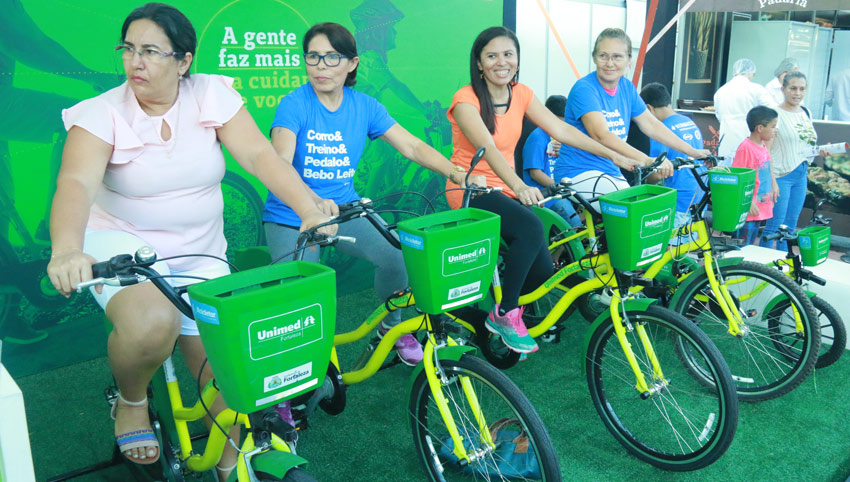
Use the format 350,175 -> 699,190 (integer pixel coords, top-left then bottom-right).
329,289 -> 494,465
466,202 -> 669,396
153,355 -> 295,477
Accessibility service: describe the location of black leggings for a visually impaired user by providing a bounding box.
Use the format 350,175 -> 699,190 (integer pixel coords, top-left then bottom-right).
471,192 -> 553,312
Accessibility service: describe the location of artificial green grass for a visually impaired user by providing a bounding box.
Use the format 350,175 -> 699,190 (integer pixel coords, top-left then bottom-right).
20,286 -> 850,481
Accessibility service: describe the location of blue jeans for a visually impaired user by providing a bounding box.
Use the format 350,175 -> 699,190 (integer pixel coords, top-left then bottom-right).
738,220 -> 764,246
761,162 -> 808,251
548,198 -> 582,228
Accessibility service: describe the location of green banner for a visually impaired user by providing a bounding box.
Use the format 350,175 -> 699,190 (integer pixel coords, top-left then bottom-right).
0,0 -> 501,376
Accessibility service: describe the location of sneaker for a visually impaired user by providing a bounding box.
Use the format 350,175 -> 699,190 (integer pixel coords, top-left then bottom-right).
485,304 -> 539,354
378,323 -> 424,366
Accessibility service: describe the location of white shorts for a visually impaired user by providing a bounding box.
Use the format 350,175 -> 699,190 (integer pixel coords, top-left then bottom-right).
567,170 -> 631,210
83,230 -> 231,336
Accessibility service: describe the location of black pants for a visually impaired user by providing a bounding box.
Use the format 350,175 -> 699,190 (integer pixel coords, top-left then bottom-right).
471,192 -> 553,311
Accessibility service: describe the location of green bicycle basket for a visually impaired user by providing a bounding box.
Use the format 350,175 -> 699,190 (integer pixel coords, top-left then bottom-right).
398,208 -> 500,314
600,184 -> 677,271
797,225 -> 831,266
188,261 -> 336,413
708,167 -> 756,232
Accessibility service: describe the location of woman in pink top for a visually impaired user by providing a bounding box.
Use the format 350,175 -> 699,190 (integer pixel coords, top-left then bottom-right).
448,26 -> 634,354
44,4 -> 332,476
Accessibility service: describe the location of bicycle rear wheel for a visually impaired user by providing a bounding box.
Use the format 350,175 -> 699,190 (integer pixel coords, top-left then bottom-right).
586,305 -> 738,471
409,354 -> 561,481
768,295 -> 845,369
672,260 -> 819,401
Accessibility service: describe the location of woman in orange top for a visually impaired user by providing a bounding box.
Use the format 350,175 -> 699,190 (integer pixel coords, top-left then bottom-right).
447,26 -> 635,354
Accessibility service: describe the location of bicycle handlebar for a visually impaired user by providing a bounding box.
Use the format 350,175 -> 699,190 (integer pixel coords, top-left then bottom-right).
538,181 -> 602,219
763,224 -> 793,242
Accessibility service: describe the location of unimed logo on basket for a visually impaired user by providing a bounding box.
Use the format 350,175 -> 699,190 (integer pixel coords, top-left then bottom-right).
640,209 -> 672,239
249,303 -> 323,360
442,239 -> 491,276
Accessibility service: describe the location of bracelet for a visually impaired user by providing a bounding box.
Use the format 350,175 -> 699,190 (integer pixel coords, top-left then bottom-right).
50,248 -> 82,259
448,165 -> 466,185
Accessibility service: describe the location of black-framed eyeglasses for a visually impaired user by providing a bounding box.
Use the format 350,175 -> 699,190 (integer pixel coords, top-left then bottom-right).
304,52 -> 348,67
115,44 -> 179,63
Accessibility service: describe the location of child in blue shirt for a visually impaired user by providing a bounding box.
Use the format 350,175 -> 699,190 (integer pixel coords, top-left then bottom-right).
522,95 -> 581,227
639,83 -> 706,238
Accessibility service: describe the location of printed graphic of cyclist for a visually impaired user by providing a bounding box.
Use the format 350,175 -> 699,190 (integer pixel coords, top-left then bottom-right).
350,0 -> 452,208
0,0 -> 116,344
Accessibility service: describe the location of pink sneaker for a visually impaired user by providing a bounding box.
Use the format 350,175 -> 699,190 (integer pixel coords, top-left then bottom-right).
274,400 -> 295,427
379,323 -> 424,366
485,304 -> 539,354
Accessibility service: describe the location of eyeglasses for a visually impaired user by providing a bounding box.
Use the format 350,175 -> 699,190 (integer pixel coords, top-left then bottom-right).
115,44 -> 179,62
595,53 -> 628,64
304,52 -> 348,67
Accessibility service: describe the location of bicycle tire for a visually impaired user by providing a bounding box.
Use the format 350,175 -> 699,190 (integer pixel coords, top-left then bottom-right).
222,171 -> 266,254
586,305 -> 738,471
767,295 -> 845,369
810,296 -> 846,368
409,354 -> 561,481
672,260 -> 819,401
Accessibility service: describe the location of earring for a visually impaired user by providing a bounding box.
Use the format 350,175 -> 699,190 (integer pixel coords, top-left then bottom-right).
479,70 -> 484,79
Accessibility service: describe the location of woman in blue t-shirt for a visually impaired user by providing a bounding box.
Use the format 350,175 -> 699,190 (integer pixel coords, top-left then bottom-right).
555,28 -> 709,198
263,23 -> 477,366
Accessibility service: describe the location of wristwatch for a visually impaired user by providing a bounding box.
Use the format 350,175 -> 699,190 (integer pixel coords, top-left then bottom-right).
449,165 -> 466,184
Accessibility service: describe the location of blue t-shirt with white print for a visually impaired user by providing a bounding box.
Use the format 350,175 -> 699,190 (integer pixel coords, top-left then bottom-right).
555,73 -> 647,180
649,113 -> 706,214
263,84 -> 396,227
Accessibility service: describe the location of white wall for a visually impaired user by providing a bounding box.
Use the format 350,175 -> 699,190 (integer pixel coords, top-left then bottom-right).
515,0 -> 646,103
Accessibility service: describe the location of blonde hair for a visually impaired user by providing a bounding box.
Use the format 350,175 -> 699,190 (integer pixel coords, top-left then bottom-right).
592,28 -> 632,58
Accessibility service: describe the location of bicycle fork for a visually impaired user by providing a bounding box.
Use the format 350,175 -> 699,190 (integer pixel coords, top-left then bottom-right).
421,328 -> 495,466
608,292 -> 667,397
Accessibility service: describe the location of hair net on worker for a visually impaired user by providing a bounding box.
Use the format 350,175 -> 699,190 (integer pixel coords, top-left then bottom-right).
732,58 -> 756,76
773,57 -> 798,77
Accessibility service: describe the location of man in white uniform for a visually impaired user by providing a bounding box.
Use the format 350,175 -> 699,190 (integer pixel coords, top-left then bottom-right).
765,58 -> 798,105
826,67 -> 850,121
714,58 -> 777,163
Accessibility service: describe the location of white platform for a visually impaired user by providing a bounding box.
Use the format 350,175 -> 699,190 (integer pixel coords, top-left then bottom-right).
734,245 -> 850,351
0,363 -> 35,482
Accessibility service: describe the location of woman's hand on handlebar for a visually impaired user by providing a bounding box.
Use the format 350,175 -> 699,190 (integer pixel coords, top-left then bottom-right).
315,198 -> 339,217
612,153 -> 643,172
465,174 -> 487,188
299,211 -> 338,236
47,250 -> 99,297
515,184 -> 544,206
657,158 -> 674,178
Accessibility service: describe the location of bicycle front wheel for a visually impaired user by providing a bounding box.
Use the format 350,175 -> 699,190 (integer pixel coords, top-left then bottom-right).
768,295 -> 845,369
672,260 -> 819,401
409,354 -> 561,481
586,305 -> 738,471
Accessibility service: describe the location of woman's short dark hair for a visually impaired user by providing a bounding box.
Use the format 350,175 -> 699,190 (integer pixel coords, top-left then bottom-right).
303,22 -> 358,87
470,26 -> 520,134
121,3 -> 196,77
782,71 -> 807,88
